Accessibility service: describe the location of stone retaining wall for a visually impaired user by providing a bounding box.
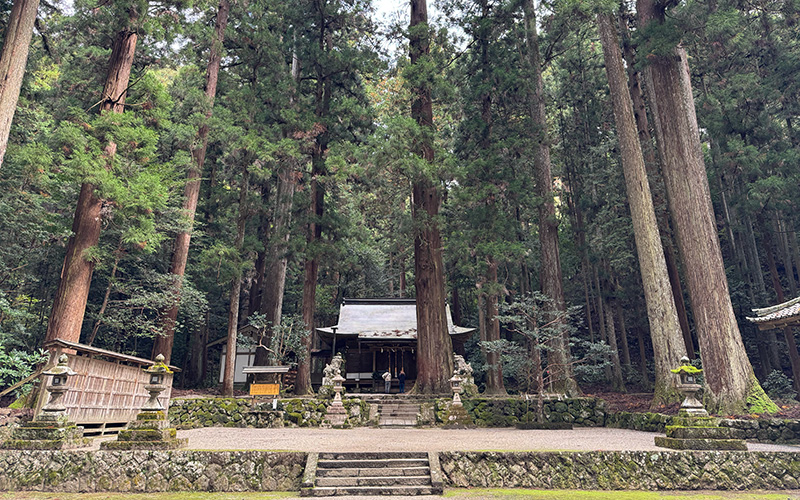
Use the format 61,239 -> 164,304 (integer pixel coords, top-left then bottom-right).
0,450 -> 305,492
439,451 -> 800,489
169,397 -> 371,429
606,411 -> 800,444
430,398 -> 606,427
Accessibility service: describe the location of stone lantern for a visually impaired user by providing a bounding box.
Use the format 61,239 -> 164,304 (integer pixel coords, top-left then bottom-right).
326,374 -> 347,426
142,353 -> 170,411
40,354 -> 77,420
1,354 -> 91,449
654,357 -> 746,450
101,353 -> 187,450
450,373 -> 463,406
671,356 -> 708,418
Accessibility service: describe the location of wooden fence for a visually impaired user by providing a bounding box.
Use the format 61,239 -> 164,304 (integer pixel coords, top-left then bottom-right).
36,340 -> 177,435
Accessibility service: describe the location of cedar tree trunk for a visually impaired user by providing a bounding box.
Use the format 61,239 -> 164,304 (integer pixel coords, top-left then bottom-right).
44,20 -> 138,347
522,0 -> 578,395
598,12 -> 685,404
637,0 -> 772,414
0,0 -> 39,167
222,169 -> 250,397
409,0 -> 453,394
153,0 -> 230,364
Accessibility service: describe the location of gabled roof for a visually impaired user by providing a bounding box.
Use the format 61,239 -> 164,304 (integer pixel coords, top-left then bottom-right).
746,296 -> 800,330
317,298 -> 474,340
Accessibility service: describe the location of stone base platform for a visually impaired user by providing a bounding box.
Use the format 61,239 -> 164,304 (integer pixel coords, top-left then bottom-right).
1,420 -> 92,450
100,410 -> 187,450
655,422 -> 747,450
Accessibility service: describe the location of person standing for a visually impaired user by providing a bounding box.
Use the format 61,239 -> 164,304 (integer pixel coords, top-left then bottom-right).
398,369 -> 406,393
382,370 -> 392,393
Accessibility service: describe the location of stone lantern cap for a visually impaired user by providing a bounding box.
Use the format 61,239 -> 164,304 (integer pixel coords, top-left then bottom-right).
43,354 -> 76,377
144,354 -> 173,374
670,357 -> 702,377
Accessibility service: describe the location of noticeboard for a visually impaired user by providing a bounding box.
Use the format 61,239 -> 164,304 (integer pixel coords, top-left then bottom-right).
250,383 -> 280,396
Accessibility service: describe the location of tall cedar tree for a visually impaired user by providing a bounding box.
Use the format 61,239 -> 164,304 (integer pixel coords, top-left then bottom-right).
637,0 -> 774,414
597,12 -> 685,405
44,4 -> 140,347
409,0 -> 453,394
0,0 -> 39,168
153,0 -> 230,364
521,0 -> 578,395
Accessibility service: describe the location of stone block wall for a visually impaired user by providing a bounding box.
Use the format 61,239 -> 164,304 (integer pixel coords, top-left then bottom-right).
439,451 -> 800,489
431,398 -> 606,427
0,450 -> 305,492
606,411 -> 800,444
169,397 -> 371,429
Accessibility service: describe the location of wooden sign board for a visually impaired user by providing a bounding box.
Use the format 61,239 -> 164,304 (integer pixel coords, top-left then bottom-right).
250,383 -> 280,396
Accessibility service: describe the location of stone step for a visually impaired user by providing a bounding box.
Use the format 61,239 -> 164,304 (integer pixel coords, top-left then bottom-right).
317,467 -> 431,478
317,458 -> 429,469
316,475 -> 432,487
319,451 -> 428,460
378,417 -> 417,427
302,486 -> 436,497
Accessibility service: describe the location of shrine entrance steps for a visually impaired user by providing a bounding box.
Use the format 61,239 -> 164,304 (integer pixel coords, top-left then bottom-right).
300,451 -> 443,496
348,394 -> 432,427
377,401 -> 420,427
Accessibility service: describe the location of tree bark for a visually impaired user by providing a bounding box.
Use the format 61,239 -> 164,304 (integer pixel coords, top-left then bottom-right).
0,0 -> 40,168
637,0 -> 769,414
153,0 -> 230,364
254,164 -> 296,367
522,0 -> 577,395
604,299 -> 626,392
409,0 -> 453,394
483,258 -> 507,395
44,17 -> 138,347
597,12 -> 685,404
618,7 -> 694,360
222,169 -> 250,397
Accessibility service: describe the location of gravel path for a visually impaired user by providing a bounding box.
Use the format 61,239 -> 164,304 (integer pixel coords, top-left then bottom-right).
174,426 -> 800,453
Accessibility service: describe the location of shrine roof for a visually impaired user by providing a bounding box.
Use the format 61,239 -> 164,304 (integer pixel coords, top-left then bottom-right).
746,296 -> 800,330
316,298 -> 474,340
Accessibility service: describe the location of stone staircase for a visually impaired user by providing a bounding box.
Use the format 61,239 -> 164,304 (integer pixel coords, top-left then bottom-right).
378,401 -> 420,427
301,451 -> 443,496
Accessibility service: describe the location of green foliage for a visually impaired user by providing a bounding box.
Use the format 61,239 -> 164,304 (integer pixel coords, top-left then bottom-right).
0,335 -> 49,398
761,370 -> 797,401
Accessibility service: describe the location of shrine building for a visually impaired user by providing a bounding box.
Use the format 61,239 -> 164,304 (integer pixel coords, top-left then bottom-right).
314,298 -> 474,391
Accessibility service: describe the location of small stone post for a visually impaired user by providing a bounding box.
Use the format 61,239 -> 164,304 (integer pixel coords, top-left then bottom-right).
101,354 -> 187,450
1,354 -> 91,449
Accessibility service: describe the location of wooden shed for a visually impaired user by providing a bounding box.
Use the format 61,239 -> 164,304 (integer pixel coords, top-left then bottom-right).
36,339 -> 179,435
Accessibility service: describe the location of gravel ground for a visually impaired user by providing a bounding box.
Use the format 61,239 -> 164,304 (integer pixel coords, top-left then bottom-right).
161,427 -> 800,453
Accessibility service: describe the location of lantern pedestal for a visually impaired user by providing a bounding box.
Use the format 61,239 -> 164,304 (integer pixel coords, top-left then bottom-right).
2,355 -> 91,450
101,410 -> 187,450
